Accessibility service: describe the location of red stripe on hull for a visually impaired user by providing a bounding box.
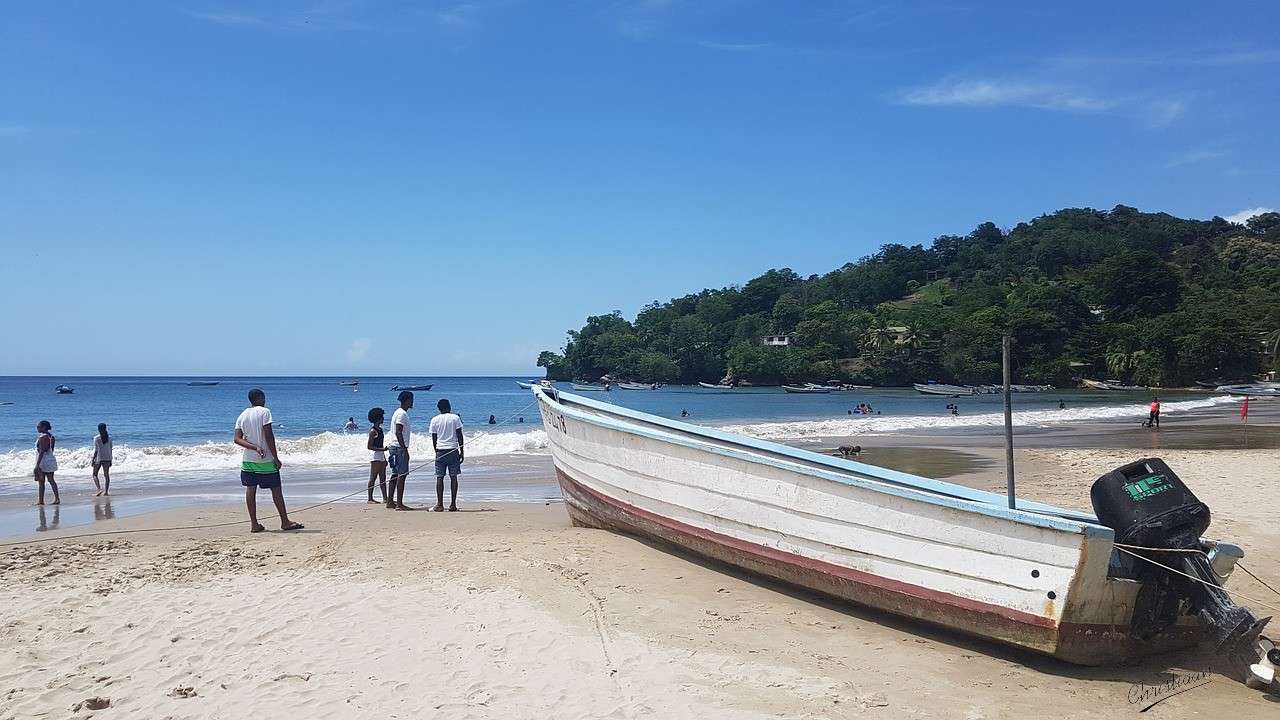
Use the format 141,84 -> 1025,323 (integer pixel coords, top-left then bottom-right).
555,466 -> 1203,665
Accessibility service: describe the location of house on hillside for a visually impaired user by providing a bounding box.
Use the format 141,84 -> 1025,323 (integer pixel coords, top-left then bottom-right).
760,335 -> 791,347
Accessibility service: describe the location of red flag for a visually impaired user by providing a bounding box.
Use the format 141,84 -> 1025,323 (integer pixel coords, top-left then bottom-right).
1241,396 -> 1250,421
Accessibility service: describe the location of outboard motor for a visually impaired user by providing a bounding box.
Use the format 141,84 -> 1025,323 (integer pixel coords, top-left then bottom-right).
1091,458 -> 1273,687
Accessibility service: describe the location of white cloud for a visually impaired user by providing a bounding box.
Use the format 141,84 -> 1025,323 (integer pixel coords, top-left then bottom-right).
696,41 -> 768,52
896,79 -> 1116,112
1223,207 -> 1275,225
187,11 -> 268,27
1163,149 -> 1226,169
347,337 -> 372,364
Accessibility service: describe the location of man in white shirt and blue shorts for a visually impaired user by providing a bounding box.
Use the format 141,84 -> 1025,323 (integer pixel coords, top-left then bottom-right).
429,398 -> 465,512
388,391 -> 414,510
233,388 -> 303,533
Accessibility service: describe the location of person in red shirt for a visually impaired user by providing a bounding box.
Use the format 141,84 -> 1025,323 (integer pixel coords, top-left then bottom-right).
1148,397 -> 1161,429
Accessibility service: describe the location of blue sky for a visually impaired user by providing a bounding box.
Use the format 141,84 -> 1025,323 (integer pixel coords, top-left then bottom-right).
2,1 -> 1277,375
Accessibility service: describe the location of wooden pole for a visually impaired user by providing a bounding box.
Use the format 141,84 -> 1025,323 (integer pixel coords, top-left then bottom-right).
1003,335 -> 1015,509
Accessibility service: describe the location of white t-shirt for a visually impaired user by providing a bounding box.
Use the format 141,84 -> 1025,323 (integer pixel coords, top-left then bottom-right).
93,435 -> 113,463
429,413 -> 464,450
235,406 -> 275,467
390,408 -> 411,447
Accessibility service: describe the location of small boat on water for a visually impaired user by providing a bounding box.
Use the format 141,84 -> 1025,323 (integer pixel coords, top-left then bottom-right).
338,380 -> 360,387
517,380 -> 556,390
1216,383 -> 1280,397
783,385 -> 831,394
1081,379 -> 1147,391
390,384 -> 433,391
535,387 -> 1276,687
55,384 -> 74,394
187,381 -> 219,386
698,382 -> 734,390
571,383 -> 610,392
913,382 -> 974,397
618,382 -> 658,390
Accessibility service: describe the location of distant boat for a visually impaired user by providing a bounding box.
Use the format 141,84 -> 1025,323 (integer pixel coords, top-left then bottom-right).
1216,383 -> 1280,397
55,384 -> 74,394
338,380 -> 360,386
912,382 -> 975,397
571,383 -> 609,392
516,381 -> 535,389
783,385 -> 831,394
698,382 -> 734,390
618,382 -> 657,390
1081,379 -> 1147,391
390,384 -> 433,391
187,381 -> 219,386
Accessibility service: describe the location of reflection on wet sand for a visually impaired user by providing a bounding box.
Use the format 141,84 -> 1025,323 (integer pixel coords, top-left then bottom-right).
37,505 -> 60,532
94,497 -> 114,522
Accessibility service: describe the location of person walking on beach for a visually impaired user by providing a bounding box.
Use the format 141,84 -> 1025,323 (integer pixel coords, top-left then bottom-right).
33,420 -> 59,506
91,422 -> 112,496
1148,396 -> 1161,429
430,398 -> 465,512
387,391 -> 414,510
233,388 -> 303,533
366,407 -> 388,505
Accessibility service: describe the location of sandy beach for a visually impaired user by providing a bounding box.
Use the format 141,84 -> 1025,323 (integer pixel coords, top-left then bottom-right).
2,440 -> 1278,719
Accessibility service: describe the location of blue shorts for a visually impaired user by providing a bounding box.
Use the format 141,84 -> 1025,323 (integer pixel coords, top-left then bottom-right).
388,446 -> 410,476
241,471 -> 281,489
434,449 -> 461,477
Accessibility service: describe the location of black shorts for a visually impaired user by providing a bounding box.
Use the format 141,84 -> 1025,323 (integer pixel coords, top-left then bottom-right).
241,471 -> 282,489
94,460 -> 113,468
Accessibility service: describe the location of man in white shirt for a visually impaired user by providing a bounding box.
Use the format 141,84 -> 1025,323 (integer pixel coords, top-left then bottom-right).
387,391 -> 414,510
429,398 -> 465,512
233,388 -> 303,533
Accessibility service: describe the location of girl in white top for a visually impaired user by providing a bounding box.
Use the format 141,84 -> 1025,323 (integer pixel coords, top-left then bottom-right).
366,407 -> 388,505
92,422 -> 113,496
34,420 -> 60,505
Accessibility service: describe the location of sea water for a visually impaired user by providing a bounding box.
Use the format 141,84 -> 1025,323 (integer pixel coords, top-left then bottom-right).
0,376 -> 1237,483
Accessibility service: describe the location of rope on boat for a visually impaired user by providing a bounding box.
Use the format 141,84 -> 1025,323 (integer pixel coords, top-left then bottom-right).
1113,542 -> 1280,603
1113,545 -> 1280,614
0,397 -> 542,550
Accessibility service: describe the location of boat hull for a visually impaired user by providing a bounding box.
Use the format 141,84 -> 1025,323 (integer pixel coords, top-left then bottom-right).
538,389 -> 1207,666
913,383 -> 973,396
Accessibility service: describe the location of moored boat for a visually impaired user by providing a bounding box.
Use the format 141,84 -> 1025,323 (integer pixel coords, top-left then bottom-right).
698,382 -> 734,390
783,385 -> 831,394
187,381 -> 219,386
535,388 -> 1274,682
1216,383 -> 1280,397
54,384 -> 74,394
390,384 -> 433,391
571,383 -> 610,392
912,382 -> 974,396
338,380 -> 360,386
618,382 -> 658,390
1081,379 -> 1147,391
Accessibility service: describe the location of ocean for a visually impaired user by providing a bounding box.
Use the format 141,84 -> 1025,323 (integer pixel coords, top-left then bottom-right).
0,375 -> 1239,484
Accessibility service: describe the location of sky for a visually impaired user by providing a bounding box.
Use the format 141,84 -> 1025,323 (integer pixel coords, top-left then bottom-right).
2,1 -> 1277,375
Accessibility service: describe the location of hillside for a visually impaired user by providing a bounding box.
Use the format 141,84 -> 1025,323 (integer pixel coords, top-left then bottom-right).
537,206 -> 1280,387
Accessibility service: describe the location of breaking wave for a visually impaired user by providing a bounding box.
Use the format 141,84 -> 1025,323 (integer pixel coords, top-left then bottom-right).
0,428 -> 549,481
719,395 -> 1240,440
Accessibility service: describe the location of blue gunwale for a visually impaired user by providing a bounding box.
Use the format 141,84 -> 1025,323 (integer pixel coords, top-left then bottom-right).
536,388 -> 1112,538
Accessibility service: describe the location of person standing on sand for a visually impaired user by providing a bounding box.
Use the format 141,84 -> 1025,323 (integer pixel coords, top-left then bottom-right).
387,391 -> 413,510
91,422 -> 112,496
33,420 -> 59,506
430,398 -> 465,512
1149,396 -> 1161,429
233,388 -> 303,533
366,407 -> 388,505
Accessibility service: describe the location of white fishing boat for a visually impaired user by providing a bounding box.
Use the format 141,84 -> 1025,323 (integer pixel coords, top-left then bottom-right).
1081,379 -> 1147,391
782,385 -> 831,394
698,382 -> 734,390
338,380 -> 360,387
618,382 -> 658,390
1216,383 -> 1280,398
912,382 -> 975,396
571,383 -> 610,392
55,384 -> 74,394
535,388 -> 1274,683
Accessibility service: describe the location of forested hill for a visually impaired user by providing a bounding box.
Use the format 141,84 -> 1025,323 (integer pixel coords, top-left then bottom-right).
537,206 -> 1280,387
